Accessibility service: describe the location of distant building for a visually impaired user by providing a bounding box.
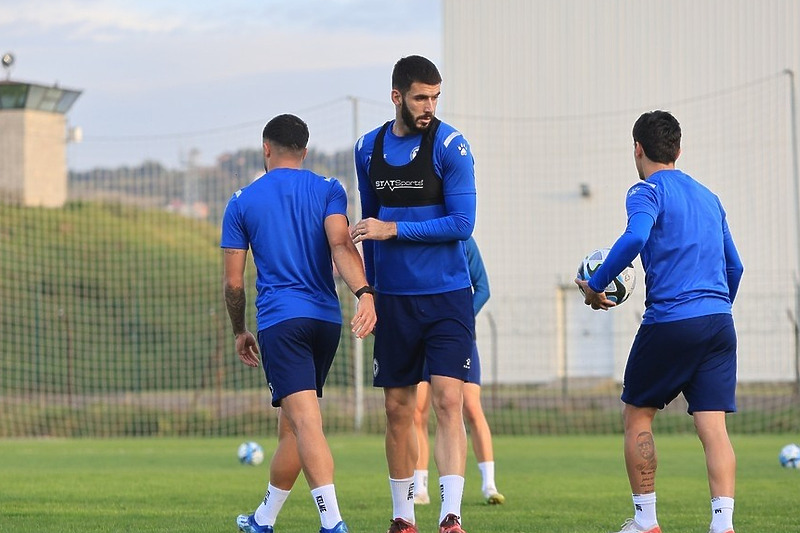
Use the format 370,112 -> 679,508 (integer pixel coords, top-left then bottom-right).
0,79 -> 81,207
441,0 -> 800,384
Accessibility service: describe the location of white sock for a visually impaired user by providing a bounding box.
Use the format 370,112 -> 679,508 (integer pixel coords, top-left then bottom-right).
710,496 -> 734,533
389,477 -> 415,523
414,469 -> 429,496
632,492 -> 658,529
310,484 -> 343,530
254,483 -> 290,526
477,461 -> 496,495
438,475 -> 465,525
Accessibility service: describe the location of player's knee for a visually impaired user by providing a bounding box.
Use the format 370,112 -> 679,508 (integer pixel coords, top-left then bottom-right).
385,396 -> 415,425
622,404 -> 657,431
432,392 -> 463,418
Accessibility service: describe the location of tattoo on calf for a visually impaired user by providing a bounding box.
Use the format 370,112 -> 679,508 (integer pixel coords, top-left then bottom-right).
635,431 -> 657,491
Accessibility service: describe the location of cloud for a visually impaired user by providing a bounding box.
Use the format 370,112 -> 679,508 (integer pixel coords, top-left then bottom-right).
1,0 -> 439,89
1,0 -> 442,168
0,0 -> 439,41
0,0 -> 193,41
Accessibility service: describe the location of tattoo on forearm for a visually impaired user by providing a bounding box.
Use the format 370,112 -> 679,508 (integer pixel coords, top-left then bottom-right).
635,431 -> 657,491
224,285 -> 247,334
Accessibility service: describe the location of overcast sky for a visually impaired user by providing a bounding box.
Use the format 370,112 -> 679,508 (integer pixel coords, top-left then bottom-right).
1,0 -> 441,169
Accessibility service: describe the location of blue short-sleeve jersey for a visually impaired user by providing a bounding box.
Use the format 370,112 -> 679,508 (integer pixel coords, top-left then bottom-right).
625,169 -> 734,323
220,168 -> 347,330
354,119 -> 477,295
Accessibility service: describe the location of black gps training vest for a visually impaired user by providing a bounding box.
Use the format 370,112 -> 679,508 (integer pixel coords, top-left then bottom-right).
368,118 -> 444,208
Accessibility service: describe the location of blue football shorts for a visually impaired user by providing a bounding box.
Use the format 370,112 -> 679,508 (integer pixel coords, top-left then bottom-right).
621,313 -> 737,414
257,318 -> 341,407
373,288 -> 475,388
422,341 -> 481,385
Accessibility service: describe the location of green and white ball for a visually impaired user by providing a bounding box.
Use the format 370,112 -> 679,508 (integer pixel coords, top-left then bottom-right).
577,247 -> 636,305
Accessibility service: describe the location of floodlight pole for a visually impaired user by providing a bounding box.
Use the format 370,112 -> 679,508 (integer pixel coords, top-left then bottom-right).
786,68 -> 800,397
348,95 -> 365,430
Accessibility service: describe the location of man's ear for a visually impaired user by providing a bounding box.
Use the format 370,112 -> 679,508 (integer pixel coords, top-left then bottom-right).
391,88 -> 402,107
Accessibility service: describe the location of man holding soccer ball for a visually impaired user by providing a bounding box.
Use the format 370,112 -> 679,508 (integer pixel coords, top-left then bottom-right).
575,110 -> 744,533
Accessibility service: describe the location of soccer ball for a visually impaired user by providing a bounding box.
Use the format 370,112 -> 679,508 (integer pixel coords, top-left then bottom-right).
779,443 -> 800,468
577,248 -> 636,305
237,441 -> 264,466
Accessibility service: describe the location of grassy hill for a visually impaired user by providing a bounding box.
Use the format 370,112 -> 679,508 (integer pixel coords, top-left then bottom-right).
0,201 -> 247,394
0,200 -> 366,437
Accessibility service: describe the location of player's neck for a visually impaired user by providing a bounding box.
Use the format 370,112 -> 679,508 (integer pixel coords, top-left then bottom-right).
643,162 -> 675,179
391,118 -> 429,138
392,119 -> 413,137
266,156 -> 304,172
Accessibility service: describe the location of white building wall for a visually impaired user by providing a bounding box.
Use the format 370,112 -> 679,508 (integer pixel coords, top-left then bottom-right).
24,110 -> 68,208
441,0 -> 800,383
0,111 -> 26,204
0,109 -> 68,208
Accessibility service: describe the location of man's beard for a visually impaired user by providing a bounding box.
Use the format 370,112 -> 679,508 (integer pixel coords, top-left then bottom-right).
400,99 -> 433,134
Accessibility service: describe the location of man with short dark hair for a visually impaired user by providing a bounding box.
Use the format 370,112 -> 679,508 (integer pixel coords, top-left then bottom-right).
352,55 -> 476,533
222,113 -> 376,533
576,110 -> 743,533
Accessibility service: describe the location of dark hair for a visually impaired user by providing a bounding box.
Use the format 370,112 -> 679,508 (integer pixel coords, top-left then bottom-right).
262,114 -> 309,151
632,110 -> 681,164
391,55 -> 442,94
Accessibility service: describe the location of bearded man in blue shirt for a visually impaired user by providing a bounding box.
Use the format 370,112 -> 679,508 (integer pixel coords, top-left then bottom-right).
352,55 -> 476,533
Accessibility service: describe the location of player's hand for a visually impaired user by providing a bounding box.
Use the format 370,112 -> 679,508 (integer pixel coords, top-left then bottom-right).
351,218 -> 397,244
574,278 -> 616,311
351,293 -> 376,339
235,330 -> 260,367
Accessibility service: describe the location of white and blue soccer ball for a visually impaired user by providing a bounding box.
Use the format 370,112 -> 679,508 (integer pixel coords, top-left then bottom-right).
577,247 -> 636,305
779,443 -> 800,468
237,441 -> 264,466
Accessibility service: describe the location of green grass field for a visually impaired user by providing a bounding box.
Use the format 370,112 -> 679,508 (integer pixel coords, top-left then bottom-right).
1,434 -> 797,532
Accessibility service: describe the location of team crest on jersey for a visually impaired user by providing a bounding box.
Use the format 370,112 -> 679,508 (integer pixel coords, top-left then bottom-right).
410,146 -> 420,160
628,182 -> 655,197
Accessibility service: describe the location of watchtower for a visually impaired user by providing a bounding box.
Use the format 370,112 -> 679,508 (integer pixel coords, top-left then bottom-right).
0,53 -> 82,207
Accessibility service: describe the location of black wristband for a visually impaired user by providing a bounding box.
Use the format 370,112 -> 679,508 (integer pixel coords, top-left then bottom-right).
354,285 -> 375,299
